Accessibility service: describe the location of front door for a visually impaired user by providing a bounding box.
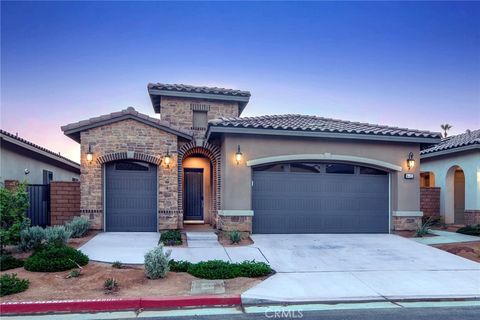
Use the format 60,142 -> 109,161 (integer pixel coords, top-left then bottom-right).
184,168 -> 204,220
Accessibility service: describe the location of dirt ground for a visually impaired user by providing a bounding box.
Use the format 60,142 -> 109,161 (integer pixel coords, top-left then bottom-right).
432,241 -> 480,263
0,261 -> 263,302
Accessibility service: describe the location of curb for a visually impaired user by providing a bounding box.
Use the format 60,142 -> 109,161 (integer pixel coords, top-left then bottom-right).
0,295 -> 242,315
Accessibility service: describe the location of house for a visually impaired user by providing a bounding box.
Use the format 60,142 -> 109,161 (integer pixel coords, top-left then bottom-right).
420,129 -> 480,226
1,130 -> 80,185
61,83 -> 441,234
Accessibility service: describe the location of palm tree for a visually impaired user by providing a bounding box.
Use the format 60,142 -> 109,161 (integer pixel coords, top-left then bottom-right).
440,124 -> 452,138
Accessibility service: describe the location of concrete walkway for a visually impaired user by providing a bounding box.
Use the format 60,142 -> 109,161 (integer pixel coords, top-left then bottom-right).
412,229 -> 480,245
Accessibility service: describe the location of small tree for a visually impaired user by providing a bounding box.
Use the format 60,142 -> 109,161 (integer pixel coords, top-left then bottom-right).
440,124 -> 452,138
0,183 -> 30,250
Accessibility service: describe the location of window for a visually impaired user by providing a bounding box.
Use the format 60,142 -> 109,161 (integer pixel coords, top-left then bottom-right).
290,163 -> 321,173
192,110 -> 208,130
115,161 -> 149,171
72,177 -> 79,182
43,170 -> 53,184
359,166 -> 387,175
325,164 -> 354,174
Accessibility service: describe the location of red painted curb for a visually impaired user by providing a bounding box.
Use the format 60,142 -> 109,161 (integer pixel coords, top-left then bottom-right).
0,295 -> 241,315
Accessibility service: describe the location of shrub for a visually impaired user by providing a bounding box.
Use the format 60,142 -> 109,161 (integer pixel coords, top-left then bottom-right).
65,216 -> 90,238
229,230 -> 241,244
160,230 -> 182,246
415,216 -> 434,237
104,278 -> 118,293
0,273 -> 29,296
237,261 -> 272,277
0,183 -> 30,249
112,261 -> 123,269
67,269 -> 81,278
45,226 -> 72,246
0,254 -> 24,271
144,244 -> 171,279
19,226 -> 46,251
168,259 -> 191,272
457,225 -> 480,236
24,244 -> 89,272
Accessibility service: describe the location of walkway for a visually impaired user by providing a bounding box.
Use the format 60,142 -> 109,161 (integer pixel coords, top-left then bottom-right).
412,229 -> 479,245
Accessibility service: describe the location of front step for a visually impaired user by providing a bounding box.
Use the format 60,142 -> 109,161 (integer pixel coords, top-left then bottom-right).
186,232 -> 220,248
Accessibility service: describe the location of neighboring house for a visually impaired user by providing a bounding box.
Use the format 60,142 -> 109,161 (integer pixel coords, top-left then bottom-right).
420,129 -> 480,226
61,83 -> 441,234
1,130 -> 80,185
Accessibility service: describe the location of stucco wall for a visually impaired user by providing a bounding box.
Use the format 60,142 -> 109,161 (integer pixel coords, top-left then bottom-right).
220,134 -> 422,217
0,147 -> 79,184
421,150 -> 480,223
79,118 -> 179,230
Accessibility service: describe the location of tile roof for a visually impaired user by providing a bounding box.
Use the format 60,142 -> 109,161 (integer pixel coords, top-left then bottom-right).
147,83 -> 251,97
421,129 -> 480,155
209,114 -> 442,140
0,129 -> 80,168
62,107 -> 193,142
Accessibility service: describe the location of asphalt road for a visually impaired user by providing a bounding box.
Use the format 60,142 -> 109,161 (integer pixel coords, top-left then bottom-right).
139,306 -> 480,320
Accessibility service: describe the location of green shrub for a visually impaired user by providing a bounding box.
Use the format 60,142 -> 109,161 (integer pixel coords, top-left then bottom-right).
0,273 -> 29,296
160,230 -> 182,246
457,225 -> 480,236
104,277 -> 118,293
229,230 -> 241,244
67,269 -> 81,278
168,259 -> 191,272
0,183 -> 30,249
144,245 -> 171,279
0,254 -> 24,271
24,244 -> 89,272
66,216 -> 90,238
170,260 -> 273,279
19,226 -> 46,251
112,261 -> 123,269
415,216 -> 434,237
45,226 -> 72,246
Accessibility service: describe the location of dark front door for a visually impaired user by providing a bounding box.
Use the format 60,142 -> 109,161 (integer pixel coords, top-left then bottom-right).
105,160 -> 157,232
184,168 -> 203,220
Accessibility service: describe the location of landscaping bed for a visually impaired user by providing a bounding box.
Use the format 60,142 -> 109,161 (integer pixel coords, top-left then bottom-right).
0,261 -> 263,302
432,241 -> 480,263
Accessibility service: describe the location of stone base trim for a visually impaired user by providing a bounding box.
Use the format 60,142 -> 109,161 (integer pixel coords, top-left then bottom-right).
393,216 -> 422,231
392,211 -> 423,217
218,210 -> 254,217
159,210 -> 182,230
464,210 -> 480,226
217,216 -> 252,233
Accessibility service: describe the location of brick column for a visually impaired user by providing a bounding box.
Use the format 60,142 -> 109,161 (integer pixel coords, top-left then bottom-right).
464,210 -> 480,226
50,181 -> 81,226
420,187 -> 440,217
4,180 -> 19,190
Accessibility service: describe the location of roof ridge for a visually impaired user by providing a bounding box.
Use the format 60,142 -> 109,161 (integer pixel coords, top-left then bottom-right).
147,83 -> 251,96
0,129 -> 80,167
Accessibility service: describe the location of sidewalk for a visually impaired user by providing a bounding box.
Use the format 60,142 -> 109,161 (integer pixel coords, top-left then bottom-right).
412,230 -> 480,245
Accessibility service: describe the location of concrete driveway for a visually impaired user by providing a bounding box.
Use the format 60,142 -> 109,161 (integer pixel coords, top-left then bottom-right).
242,234 -> 480,304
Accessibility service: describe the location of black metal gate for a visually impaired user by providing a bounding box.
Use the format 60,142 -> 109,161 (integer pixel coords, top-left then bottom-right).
26,184 -> 50,227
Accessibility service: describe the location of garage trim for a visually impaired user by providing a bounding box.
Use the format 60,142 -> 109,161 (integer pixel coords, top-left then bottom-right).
247,153 -> 402,172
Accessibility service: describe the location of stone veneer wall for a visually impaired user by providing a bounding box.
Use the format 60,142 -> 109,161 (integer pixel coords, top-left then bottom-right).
420,187 -> 440,217
393,216 -> 422,231
80,119 -> 179,230
159,97 -> 240,138
50,181 -> 80,225
217,216 -> 252,233
464,210 -> 480,226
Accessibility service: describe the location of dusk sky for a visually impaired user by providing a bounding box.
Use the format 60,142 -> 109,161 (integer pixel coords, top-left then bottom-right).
1,1 -> 479,162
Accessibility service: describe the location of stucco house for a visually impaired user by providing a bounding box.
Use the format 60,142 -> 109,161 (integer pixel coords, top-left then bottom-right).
61,83 -> 441,234
1,129 -> 80,185
420,129 -> 480,226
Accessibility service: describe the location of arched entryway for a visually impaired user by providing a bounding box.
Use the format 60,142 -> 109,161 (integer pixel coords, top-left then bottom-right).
446,165 -> 465,224
178,142 -> 221,226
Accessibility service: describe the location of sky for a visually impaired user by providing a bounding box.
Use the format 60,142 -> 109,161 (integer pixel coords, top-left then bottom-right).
1,1 -> 479,162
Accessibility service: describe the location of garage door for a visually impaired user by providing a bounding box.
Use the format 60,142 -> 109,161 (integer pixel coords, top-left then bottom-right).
252,162 -> 389,234
106,160 -> 157,232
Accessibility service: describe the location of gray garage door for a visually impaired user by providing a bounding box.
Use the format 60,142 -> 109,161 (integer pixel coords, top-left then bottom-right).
252,162 -> 389,234
106,160 -> 157,232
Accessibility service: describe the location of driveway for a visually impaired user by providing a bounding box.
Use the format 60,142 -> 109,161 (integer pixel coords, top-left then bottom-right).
242,234 -> 480,304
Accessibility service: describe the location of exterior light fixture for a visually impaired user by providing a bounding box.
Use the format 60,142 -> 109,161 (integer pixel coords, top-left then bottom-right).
407,152 -> 415,170
86,144 -> 93,163
235,145 -> 243,165
164,149 -> 172,168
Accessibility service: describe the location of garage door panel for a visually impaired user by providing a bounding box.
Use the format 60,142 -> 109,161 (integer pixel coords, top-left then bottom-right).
252,168 -> 389,234
106,161 -> 157,232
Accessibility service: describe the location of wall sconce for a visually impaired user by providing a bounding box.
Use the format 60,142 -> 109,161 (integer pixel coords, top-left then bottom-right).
235,145 -> 243,165
86,144 -> 93,163
163,149 -> 172,168
407,152 -> 415,170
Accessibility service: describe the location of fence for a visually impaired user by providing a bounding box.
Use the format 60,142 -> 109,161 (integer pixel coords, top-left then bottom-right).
26,184 -> 51,227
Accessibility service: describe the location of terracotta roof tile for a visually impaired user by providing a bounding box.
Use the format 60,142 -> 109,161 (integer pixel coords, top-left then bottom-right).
148,83 -> 251,97
421,129 -> 480,155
